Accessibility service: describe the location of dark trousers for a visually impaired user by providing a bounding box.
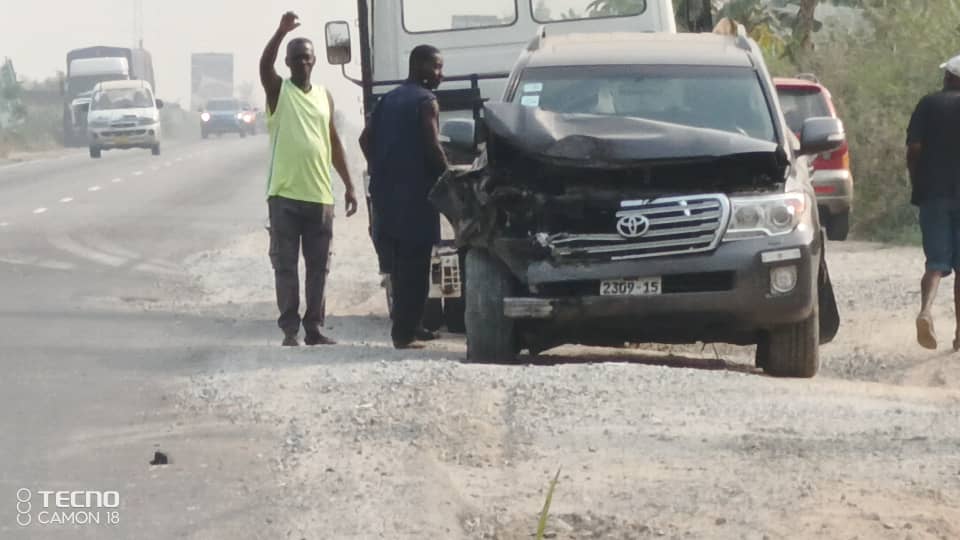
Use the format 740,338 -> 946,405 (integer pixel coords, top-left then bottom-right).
268,196 -> 334,337
381,236 -> 432,344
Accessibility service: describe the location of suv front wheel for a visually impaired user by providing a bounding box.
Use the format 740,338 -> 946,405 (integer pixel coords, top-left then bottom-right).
465,248 -> 517,363
756,303 -> 820,378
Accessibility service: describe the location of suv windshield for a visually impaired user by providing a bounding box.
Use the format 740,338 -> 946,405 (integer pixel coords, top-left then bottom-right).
777,88 -> 830,133
515,65 -> 776,142
90,87 -> 154,110
207,99 -> 239,111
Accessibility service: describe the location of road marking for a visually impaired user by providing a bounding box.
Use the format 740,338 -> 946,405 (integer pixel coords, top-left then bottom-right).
33,208 -> 48,215
0,222 -> 9,227
88,186 -> 102,192
60,197 -> 74,203
133,171 -> 144,176
150,165 -> 160,171
175,157 -> 184,162
164,161 -> 173,168
111,177 -> 124,183
48,233 -> 127,267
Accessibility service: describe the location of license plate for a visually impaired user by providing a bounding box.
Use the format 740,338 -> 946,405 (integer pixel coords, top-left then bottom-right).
115,137 -> 128,144
600,277 -> 662,296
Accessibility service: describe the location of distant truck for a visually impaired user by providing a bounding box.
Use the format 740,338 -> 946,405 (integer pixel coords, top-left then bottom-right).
190,53 -> 234,112
62,46 -> 155,146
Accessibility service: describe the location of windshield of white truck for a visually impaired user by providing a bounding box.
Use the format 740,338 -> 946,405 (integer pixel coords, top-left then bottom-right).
532,0 -> 647,22
515,65 -> 776,142
90,88 -> 154,110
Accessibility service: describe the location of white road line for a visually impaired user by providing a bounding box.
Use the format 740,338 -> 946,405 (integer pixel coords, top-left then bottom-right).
163,161 -> 173,168
60,197 -> 74,203
111,177 -> 124,183
33,208 -> 48,215
0,222 -> 9,227
150,165 -> 160,171
88,186 -> 102,192
48,233 -> 127,267
175,157 -> 184,162
83,233 -> 141,260
133,171 -> 144,176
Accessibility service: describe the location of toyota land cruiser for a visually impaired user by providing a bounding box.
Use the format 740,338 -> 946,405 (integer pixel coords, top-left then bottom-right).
431,23 -> 842,377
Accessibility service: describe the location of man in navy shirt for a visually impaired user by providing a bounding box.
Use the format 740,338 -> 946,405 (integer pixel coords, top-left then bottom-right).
360,45 -> 448,349
907,54 -> 960,350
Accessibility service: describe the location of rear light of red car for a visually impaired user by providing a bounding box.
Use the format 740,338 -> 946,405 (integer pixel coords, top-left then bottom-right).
813,141 -> 850,172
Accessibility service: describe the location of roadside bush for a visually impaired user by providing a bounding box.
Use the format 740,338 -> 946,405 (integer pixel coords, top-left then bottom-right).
771,1 -> 960,242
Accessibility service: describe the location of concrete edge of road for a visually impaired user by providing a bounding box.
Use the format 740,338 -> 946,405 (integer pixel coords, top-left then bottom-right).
0,148 -> 84,169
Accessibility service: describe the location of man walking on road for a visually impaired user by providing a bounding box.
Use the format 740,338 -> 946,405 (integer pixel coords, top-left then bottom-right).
907,54 -> 960,351
360,45 -> 448,349
260,11 -> 358,347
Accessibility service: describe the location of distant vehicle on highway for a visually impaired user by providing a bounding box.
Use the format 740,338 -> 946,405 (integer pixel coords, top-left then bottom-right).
199,98 -> 248,138
62,46 -> 156,146
86,79 -> 163,159
239,101 -> 264,135
775,75 -> 854,241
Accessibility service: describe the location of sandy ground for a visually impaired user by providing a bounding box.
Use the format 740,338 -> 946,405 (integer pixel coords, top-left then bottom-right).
171,189 -> 960,539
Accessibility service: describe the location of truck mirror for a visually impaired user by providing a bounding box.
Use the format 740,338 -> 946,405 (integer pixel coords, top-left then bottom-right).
155,99 -> 164,109
325,21 -> 352,65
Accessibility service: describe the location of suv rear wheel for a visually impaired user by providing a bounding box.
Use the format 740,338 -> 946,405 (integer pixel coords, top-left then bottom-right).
756,303 -> 820,378
89,146 -> 101,159
465,248 -> 516,363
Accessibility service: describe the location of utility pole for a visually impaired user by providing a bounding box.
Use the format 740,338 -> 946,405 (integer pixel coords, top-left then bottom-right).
133,0 -> 144,48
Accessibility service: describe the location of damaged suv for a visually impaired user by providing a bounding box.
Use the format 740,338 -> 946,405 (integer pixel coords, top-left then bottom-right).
432,28 -> 842,377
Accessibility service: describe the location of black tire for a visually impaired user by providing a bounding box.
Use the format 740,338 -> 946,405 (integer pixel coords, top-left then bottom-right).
239,129 -> 247,138
465,248 -> 517,363
826,211 -> 850,241
443,297 -> 466,334
756,303 -> 820,378
422,298 -> 443,332
89,146 -> 101,159
151,144 -> 161,156
201,130 -> 209,139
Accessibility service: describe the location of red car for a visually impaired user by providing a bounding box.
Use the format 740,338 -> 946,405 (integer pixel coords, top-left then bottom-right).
775,75 -> 853,241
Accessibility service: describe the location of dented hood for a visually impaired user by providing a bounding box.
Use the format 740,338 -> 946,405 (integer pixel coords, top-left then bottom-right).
484,102 -> 783,166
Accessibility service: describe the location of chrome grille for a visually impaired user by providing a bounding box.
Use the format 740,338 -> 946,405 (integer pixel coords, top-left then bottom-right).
546,194 -> 730,261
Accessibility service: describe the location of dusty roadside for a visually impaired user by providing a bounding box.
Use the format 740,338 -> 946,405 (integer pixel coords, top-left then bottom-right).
171,196 -> 960,540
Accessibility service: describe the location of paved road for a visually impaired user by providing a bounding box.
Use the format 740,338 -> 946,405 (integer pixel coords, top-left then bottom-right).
0,137 -> 286,539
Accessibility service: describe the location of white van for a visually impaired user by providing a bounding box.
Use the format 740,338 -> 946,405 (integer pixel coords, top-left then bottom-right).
86,79 -> 163,158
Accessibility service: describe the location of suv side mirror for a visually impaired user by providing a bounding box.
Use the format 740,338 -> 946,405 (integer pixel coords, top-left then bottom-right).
325,21 -> 352,65
799,117 -> 844,156
155,99 -> 164,109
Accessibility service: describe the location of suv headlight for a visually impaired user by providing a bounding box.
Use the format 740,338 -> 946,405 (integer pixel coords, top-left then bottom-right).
138,117 -> 157,126
725,192 -> 808,241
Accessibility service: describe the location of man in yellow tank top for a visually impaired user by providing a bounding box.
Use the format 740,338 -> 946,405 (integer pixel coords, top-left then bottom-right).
260,11 -> 358,347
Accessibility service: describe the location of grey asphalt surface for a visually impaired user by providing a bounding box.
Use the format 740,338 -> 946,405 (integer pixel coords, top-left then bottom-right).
0,136 -> 284,539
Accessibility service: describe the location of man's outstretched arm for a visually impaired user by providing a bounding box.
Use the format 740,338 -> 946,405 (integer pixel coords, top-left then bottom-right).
260,11 -> 300,114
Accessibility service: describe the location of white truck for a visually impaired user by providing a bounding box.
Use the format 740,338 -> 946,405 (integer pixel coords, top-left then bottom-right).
324,0 -> 711,331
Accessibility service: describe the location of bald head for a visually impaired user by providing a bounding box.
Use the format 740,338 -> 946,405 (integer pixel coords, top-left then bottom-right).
285,38 -> 316,87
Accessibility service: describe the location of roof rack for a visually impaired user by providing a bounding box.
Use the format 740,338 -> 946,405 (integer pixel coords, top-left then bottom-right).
527,25 -> 547,52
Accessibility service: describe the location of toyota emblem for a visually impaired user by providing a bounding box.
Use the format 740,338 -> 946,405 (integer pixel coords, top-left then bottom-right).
616,214 -> 651,238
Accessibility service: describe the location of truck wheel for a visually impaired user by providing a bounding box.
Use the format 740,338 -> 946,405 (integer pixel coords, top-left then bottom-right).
422,299 -> 443,332
826,211 -> 850,241
151,144 -> 161,156
89,146 -> 101,159
443,297 -> 466,334
757,304 -> 820,378
239,129 -> 247,138
201,130 -> 209,139
465,248 -> 517,363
